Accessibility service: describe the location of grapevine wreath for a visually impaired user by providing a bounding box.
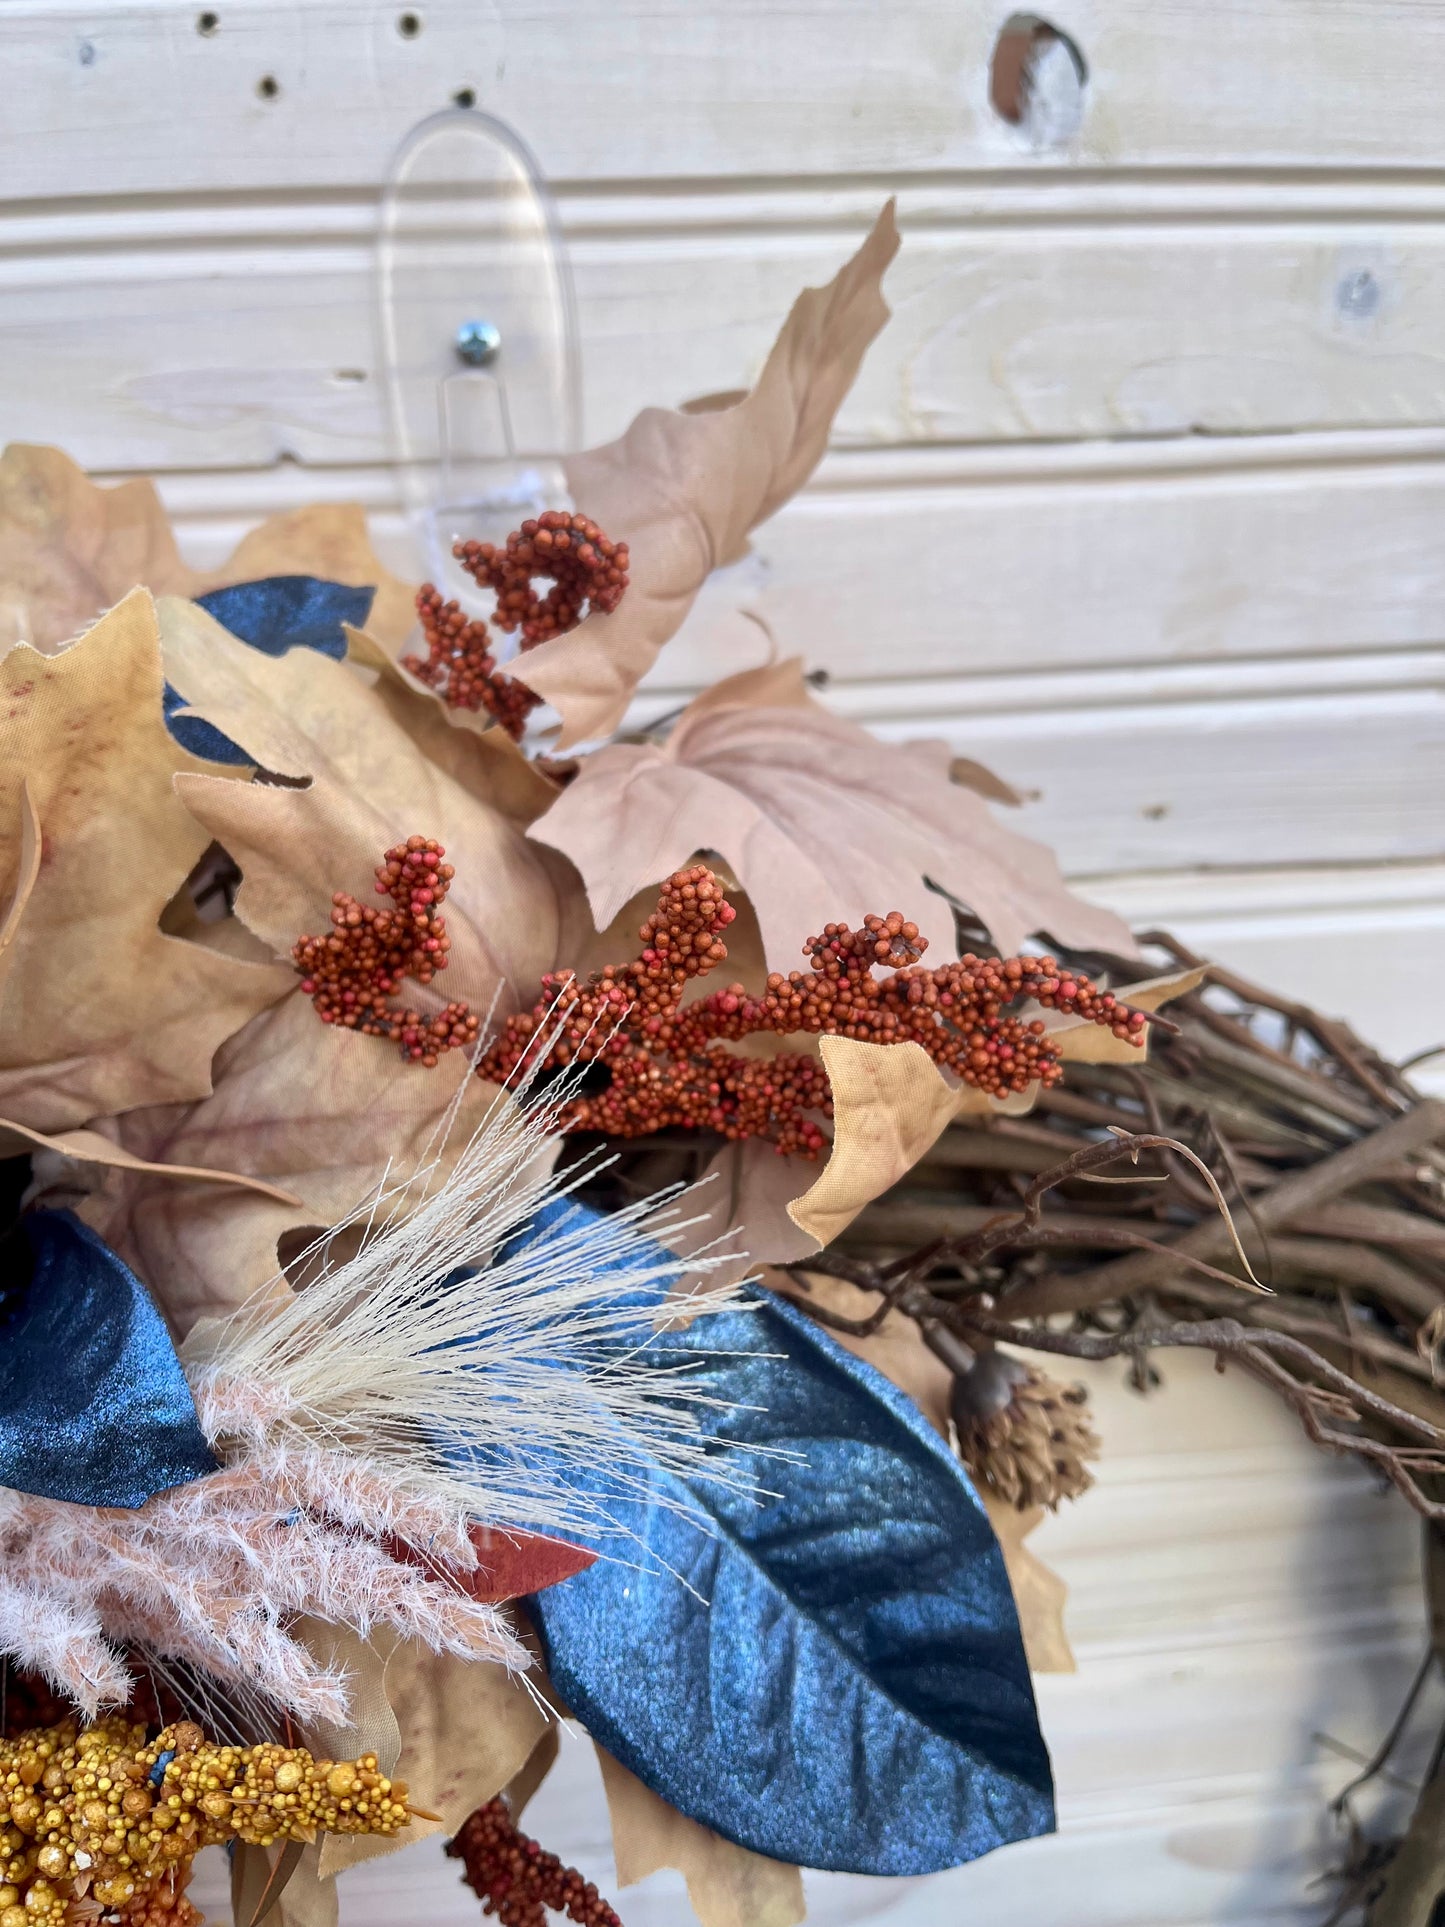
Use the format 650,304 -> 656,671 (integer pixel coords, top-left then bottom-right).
2,204 -> 1443,1926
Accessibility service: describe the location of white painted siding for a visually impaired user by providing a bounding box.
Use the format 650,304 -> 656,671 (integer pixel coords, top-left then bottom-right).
9,4 -> 1442,1918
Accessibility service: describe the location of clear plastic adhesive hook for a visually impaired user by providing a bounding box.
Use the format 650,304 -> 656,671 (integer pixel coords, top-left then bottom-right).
377,108 -> 582,604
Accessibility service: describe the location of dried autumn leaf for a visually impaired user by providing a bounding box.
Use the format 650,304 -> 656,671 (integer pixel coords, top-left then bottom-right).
313,1637 -> 549,1878
530,657 -> 1137,970
596,1744 -> 805,1927
0,1115 -> 301,1204
786,967 -> 1202,1251
0,444 -> 192,653
0,442 -> 416,656
69,992 -> 501,1334
201,504 -> 415,651
780,1270 -> 1075,1673
157,597 -> 580,1011
0,589 -> 293,1132
515,205 -> 900,747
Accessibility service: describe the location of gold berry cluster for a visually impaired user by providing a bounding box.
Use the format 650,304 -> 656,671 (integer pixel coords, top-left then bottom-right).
0,1718 -> 413,1925
448,1799 -> 621,1927
403,510 -> 629,739
293,836 -> 480,1066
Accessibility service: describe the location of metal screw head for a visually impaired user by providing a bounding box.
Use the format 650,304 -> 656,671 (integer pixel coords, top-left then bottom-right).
455,319 -> 501,367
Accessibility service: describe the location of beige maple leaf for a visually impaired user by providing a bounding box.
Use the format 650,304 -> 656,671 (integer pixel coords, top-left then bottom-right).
157,597 -> 581,1012
65,996 -> 501,1334
514,205 -> 901,748
0,588 -> 293,1132
530,656 -> 1138,971
0,443 -> 416,655
50,597 -> 598,1332
597,1746 -> 805,1927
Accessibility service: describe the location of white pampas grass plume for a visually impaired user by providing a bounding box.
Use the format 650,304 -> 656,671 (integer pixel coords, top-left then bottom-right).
183,1075 -> 749,1542
2,1071 -> 751,1722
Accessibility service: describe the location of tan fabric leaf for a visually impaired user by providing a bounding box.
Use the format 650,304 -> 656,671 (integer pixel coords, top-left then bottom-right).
345,625 -> 562,824
158,596 -> 574,1012
0,780 -> 40,996
0,445 -> 413,661
70,993 -> 500,1333
980,1496 -> 1075,1675
788,1038 -> 965,1251
530,657 -> 1136,969
516,206 -> 900,747
949,756 -> 1028,808
273,1849 -> 339,1927
0,445 -> 192,653
200,503 -> 416,651
0,589 -> 292,1131
0,1116 -> 301,1204
595,1745 -> 805,1927
504,1726 -> 561,1823
781,1271 -> 1075,1673
295,1623 -> 404,1778
317,1643 -> 548,1878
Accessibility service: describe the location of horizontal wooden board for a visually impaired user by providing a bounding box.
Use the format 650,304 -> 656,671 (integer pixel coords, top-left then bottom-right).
12,0 -> 1445,199
9,198 -> 1445,462
135,438 -> 1445,689
671,439 -> 1445,687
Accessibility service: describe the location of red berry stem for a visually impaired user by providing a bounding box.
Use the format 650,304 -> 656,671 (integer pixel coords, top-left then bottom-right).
403,511 -> 630,739
446,1799 -> 622,1927
297,850 -> 1147,1155
291,835 -> 480,1067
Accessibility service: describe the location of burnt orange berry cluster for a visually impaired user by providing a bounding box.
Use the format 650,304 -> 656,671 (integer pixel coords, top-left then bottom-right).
475,868 -> 1144,1156
456,511 -> 629,645
299,848 -> 1144,1154
292,836 -> 480,1066
447,1799 -> 621,1927
403,511 -> 629,740
403,583 -> 540,738
0,1717 -> 413,1925
699,911 -> 1149,1099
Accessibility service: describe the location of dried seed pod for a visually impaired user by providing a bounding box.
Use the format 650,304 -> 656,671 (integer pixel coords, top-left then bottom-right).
952,1356 -> 1099,1511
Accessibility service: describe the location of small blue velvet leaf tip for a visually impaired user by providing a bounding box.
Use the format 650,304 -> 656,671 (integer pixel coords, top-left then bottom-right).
163,575 -> 375,764
520,1203 -> 1054,1877
0,1211 -> 218,1507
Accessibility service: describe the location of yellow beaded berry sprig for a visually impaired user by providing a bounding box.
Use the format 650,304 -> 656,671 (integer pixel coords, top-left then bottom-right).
0,1716 -> 424,1925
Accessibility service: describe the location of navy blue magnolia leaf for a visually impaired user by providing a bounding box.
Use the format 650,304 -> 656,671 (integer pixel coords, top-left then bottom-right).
163,576 -> 376,763
519,1203 -> 1053,1877
1,1211 -> 217,1507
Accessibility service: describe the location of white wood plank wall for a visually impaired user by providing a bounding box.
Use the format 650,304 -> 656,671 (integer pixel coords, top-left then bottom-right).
7,4 -> 1442,1920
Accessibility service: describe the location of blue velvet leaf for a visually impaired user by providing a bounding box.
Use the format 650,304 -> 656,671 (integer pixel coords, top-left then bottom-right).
520,1202 -> 1053,1877
163,576 -> 376,763
0,1212 -> 218,1507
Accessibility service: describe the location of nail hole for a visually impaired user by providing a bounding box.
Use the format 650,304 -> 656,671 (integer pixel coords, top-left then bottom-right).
397,10 -> 422,36
196,10 -> 218,33
452,86 -> 476,108
1141,803 -> 1170,821
990,14 -> 1087,147
77,39 -> 96,65
256,73 -> 279,99
332,368 -> 368,385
